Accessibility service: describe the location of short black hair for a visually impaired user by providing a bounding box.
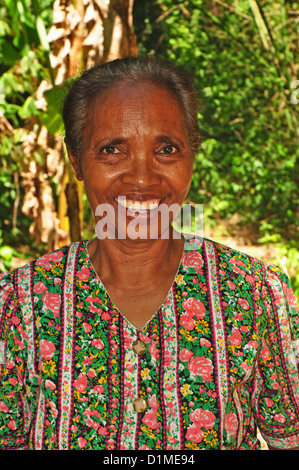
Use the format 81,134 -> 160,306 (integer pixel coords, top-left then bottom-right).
63,55 -> 200,159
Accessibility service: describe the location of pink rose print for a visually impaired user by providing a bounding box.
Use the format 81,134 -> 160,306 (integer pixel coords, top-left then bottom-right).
180,348 -> 194,362
185,423 -> 204,443
48,401 -> 58,418
274,413 -> 286,424
265,398 -> 274,407
229,258 -> 246,276
40,339 -> 56,360
179,313 -> 195,331
238,298 -> 250,310
147,394 -> 158,410
139,333 -> 151,343
7,420 -> 16,431
101,311 -> 110,321
91,338 -> 104,350
42,291 -> 61,317
78,437 -> 87,449
190,408 -> 216,430
126,363 -> 134,372
6,359 -> 14,369
89,304 -> 103,315
286,287 -> 299,312
47,251 -> 64,263
83,322 -> 92,333
74,374 -> 88,392
98,426 -> 107,436
77,267 -> 91,281
34,282 -> 47,294
149,341 -> 159,362
224,412 -> 238,438
165,382 -> 173,391
200,338 -> 211,348
142,410 -> 159,430
11,316 -> 20,326
229,258 -> 246,268
182,297 -> 206,319
247,340 -> 259,349
0,401 -> 9,413
182,251 -> 204,274
260,342 -> 271,361
187,356 -> 213,381
142,394 -> 159,429
228,329 -> 242,347
45,380 -> 56,390
36,251 -> 63,270
35,259 -> 52,270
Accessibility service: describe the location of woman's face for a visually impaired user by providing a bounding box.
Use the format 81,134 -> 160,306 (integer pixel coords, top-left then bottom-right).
69,81 -> 194,240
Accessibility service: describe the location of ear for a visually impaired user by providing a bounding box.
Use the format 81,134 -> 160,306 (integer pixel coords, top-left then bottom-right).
65,139 -> 84,181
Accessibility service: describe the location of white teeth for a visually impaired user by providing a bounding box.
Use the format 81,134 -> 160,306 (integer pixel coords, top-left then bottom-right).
116,197 -> 160,211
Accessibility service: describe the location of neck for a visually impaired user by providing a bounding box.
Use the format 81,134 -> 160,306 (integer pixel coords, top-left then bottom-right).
87,232 -> 185,283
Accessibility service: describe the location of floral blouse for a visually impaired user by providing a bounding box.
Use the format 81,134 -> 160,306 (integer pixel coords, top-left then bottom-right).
0,236 -> 299,450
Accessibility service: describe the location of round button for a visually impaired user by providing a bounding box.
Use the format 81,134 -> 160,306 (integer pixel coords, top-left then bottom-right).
133,396 -> 147,413
132,339 -> 146,356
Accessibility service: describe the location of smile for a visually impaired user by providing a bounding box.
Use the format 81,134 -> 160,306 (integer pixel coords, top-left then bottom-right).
115,197 -> 161,212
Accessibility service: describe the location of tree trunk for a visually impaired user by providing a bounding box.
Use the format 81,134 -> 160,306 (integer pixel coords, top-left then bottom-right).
47,0 -> 137,245
21,0 -> 137,251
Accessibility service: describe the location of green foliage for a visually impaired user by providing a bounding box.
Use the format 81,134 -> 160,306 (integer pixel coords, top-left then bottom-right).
0,245 -> 17,272
0,0 -> 54,270
133,0 -> 299,244
41,78 -> 77,135
273,244 -> 299,302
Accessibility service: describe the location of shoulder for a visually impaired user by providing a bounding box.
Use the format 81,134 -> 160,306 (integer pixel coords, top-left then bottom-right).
0,241 -> 86,301
33,241 -> 82,270
0,270 -> 16,308
185,235 -> 265,274
199,237 -> 297,309
202,236 -> 261,264
186,236 -> 291,289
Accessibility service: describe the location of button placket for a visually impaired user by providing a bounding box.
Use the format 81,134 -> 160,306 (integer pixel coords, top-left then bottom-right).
133,396 -> 147,413
132,339 -> 146,356
132,336 -> 147,412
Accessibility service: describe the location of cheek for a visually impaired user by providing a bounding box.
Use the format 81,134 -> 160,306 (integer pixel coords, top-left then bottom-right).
82,173 -> 104,207
82,165 -> 110,192
172,162 -> 193,190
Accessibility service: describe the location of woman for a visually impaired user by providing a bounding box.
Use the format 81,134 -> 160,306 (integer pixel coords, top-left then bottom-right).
0,56 -> 299,450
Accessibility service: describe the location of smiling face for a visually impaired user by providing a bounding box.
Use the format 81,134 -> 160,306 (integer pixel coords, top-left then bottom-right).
68,81 -> 195,240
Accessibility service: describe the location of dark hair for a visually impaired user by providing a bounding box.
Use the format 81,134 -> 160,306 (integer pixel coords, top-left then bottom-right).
63,56 -> 200,159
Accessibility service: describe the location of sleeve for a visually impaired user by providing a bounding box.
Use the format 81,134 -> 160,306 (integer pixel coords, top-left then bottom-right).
0,271 -> 32,449
253,263 -> 299,449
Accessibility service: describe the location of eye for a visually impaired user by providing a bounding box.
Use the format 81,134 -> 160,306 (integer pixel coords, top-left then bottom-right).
101,145 -> 121,155
160,144 -> 178,155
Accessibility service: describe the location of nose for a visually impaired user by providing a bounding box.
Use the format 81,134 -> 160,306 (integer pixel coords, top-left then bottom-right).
120,153 -> 162,189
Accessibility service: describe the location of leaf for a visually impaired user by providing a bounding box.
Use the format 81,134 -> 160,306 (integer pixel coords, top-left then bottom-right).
0,40 -> 19,65
40,78 -> 76,134
19,96 -> 40,119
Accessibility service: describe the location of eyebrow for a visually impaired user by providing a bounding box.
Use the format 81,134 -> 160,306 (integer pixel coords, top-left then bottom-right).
90,134 -> 187,151
155,135 -> 187,148
91,138 -> 126,151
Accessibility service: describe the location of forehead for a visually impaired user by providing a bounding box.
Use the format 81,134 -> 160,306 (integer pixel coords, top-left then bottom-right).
84,82 -> 188,140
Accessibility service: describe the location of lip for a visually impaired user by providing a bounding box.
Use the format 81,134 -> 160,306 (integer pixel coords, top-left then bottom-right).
114,195 -> 166,221
116,194 -> 165,203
